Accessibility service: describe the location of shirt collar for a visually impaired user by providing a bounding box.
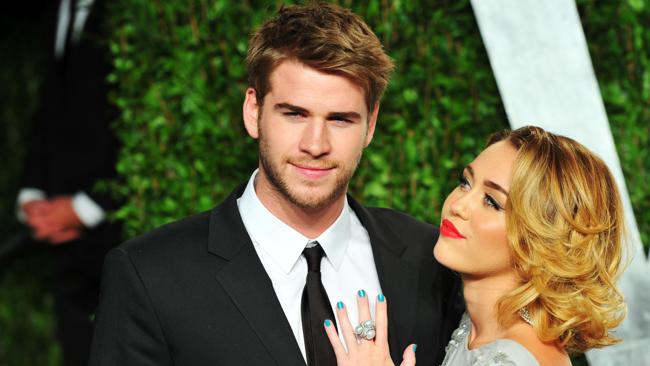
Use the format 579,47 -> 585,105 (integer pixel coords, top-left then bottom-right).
237,170 -> 351,273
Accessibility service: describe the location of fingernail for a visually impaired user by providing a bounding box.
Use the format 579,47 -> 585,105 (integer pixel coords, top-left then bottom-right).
337,301 -> 344,310
378,294 -> 385,302
324,319 -> 332,327
413,344 -> 417,353
358,289 -> 366,298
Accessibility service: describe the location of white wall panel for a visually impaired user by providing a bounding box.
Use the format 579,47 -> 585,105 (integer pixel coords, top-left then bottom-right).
470,1 -> 650,364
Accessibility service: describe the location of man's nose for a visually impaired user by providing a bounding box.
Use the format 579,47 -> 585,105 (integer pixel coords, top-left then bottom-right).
299,120 -> 331,158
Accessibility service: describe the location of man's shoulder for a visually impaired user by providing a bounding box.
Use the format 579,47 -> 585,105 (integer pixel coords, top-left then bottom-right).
364,206 -> 433,230
357,203 -> 437,238
354,202 -> 439,251
118,209 -> 212,261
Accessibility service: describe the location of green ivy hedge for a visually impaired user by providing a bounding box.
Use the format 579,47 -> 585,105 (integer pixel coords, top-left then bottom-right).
1,1 -> 647,365
106,0 -> 509,237
107,0 -> 650,247
579,0 -> 650,249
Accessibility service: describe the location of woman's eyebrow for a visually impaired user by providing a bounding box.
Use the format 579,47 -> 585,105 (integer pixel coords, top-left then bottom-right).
484,180 -> 509,196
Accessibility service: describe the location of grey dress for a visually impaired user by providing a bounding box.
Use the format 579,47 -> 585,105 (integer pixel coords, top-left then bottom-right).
440,313 -> 540,366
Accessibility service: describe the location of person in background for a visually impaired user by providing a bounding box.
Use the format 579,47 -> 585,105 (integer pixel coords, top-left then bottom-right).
326,126 -> 626,366
17,0 -> 121,365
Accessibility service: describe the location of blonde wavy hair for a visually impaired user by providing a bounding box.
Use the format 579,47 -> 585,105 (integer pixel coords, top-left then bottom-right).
491,126 -> 627,352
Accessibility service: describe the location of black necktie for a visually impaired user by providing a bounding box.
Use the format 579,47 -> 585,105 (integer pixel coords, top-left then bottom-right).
301,243 -> 337,366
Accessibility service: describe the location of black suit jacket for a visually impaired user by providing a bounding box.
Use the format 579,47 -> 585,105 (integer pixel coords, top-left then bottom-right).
89,185 -> 463,366
20,0 -> 120,286
24,0 -> 119,212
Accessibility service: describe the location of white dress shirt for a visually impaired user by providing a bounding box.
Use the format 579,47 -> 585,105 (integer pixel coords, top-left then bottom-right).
17,188 -> 106,228
55,0 -> 95,59
18,0 -> 103,229
237,170 -> 382,361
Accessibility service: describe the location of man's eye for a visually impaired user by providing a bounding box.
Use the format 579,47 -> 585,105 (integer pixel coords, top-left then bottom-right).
331,117 -> 352,124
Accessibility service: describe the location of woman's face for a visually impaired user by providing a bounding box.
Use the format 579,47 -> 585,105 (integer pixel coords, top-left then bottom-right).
434,141 -> 518,280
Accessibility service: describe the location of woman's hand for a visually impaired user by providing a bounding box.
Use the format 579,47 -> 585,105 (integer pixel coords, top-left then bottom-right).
324,292 -> 416,366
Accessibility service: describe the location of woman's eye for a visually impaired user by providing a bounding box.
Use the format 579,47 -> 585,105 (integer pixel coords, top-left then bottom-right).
458,175 -> 470,189
484,194 -> 503,211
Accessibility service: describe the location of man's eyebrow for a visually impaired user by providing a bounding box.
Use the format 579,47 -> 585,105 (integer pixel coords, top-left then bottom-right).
484,180 -> 509,196
274,103 -> 309,114
274,103 -> 362,121
327,111 -> 362,121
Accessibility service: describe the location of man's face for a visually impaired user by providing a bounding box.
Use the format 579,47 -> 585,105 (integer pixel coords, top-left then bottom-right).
243,60 -> 378,210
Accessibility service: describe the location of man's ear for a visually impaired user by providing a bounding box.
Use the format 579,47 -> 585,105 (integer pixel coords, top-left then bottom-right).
364,103 -> 379,147
243,88 -> 260,139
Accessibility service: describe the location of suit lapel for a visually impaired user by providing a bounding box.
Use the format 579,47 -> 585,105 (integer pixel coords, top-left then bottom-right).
348,197 -> 420,359
206,187 -> 420,364
208,186 -> 305,366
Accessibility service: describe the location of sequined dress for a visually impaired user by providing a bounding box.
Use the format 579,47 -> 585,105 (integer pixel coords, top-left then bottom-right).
440,313 -> 540,366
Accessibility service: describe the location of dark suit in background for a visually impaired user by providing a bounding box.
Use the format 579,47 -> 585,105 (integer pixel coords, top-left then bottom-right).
20,0 -> 121,365
89,185 -> 463,366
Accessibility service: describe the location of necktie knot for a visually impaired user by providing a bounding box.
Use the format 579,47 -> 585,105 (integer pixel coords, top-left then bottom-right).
303,244 -> 325,273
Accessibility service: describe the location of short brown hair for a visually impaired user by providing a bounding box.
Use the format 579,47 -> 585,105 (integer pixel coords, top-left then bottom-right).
246,2 -> 394,111
490,126 -> 626,352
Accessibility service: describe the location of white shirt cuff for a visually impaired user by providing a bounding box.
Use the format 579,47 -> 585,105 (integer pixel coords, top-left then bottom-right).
16,188 -> 47,222
72,191 -> 106,228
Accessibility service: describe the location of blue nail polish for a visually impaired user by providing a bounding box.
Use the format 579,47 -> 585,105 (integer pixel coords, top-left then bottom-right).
324,319 -> 332,327
337,301 -> 344,310
378,294 -> 385,302
413,344 -> 417,353
358,289 -> 366,298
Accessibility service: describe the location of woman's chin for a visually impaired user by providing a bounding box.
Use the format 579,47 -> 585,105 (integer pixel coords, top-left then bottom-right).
433,239 -> 454,268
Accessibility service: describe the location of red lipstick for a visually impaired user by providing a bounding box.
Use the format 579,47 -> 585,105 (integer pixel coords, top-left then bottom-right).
440,219 -> 465,239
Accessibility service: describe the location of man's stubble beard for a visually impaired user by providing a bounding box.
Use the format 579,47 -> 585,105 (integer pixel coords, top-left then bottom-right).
258,126 -> 363,211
